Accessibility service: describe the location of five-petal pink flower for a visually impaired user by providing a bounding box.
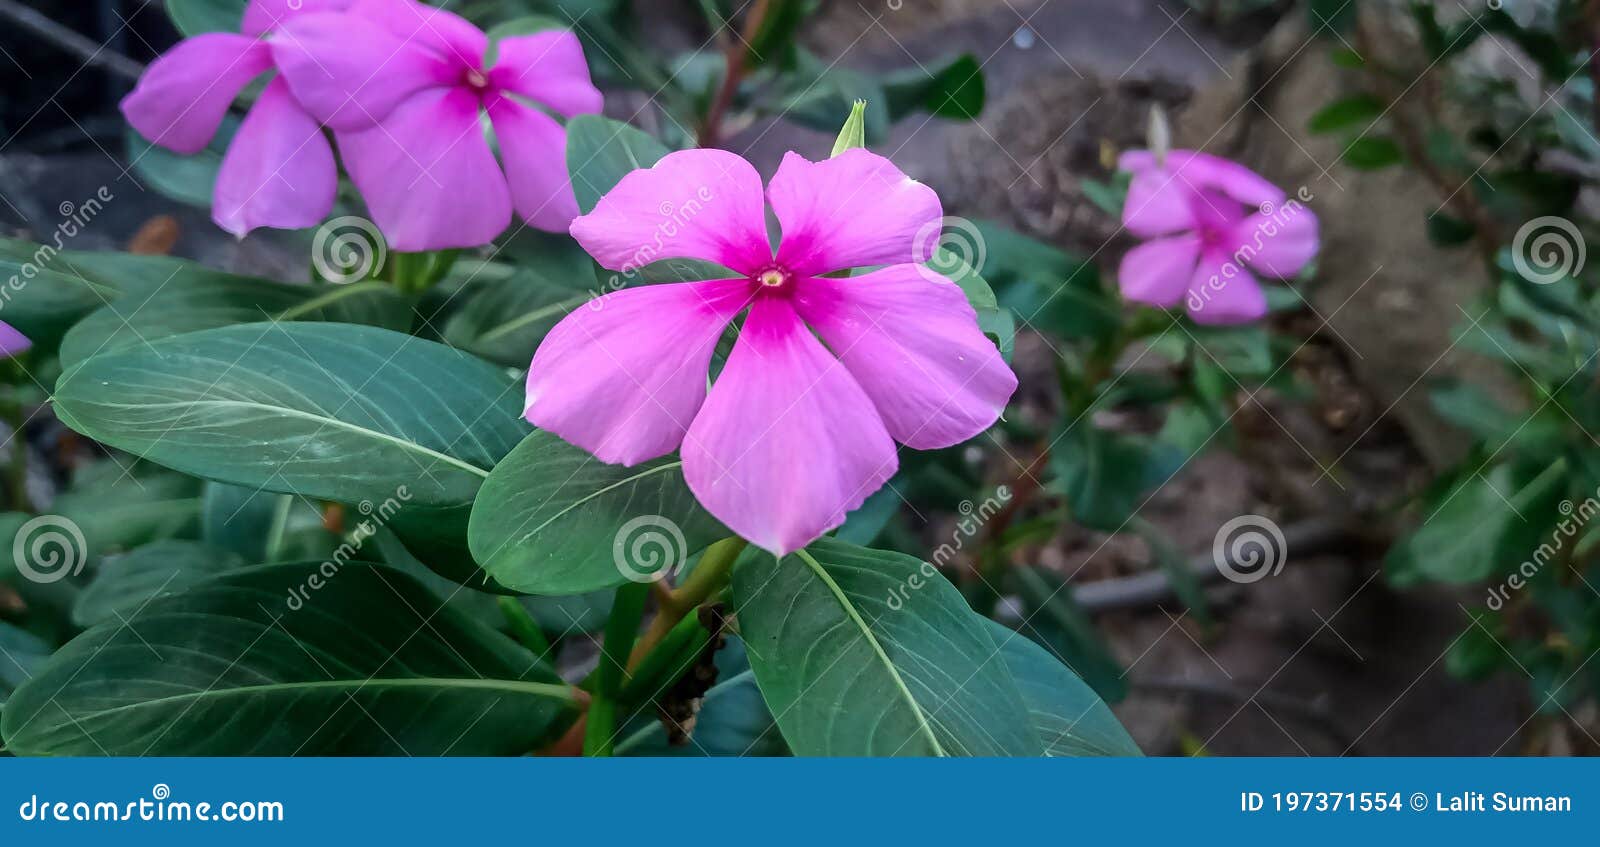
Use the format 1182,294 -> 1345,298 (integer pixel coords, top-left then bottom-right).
271,0 -> 602,250
121,0 -> 351,237
1117,149 -> 1319,324
526,148 -> 1017,555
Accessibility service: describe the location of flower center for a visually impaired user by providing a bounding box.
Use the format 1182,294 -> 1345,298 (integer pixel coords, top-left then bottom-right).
463,68 -> 490,92
756,267 -> 791,290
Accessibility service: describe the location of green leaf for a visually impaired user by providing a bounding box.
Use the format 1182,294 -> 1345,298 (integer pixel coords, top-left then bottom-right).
53,322 -> 528,507
883,54 -> 985,120
59,274 -> 412,368
441,239 -> 597,367
468,430 -> 725,595
1014,566 -> 1128,702
1387,461 -> 1569,586
1340,137 -> 1404,170
71,540 -> 246,628
984,619 -> 1141,756
1053,426 -> 1157,532
732,537 -> 1043,756
2,563 -> 580,755
566,114 -> 673,214
1308,94 -> 1383,134
935,247 -> 1016,360
201,482 -> 292,563
165,0 -> 246,35
53,460 -> 203,557
0,623 -> 51,708
125,122 -> 232,208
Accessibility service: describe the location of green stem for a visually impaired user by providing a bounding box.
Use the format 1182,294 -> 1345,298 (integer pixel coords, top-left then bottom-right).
584,581 -> 651,757
618,609 -> 713,709
629,537 -> 746,667
498,597 -> 553,664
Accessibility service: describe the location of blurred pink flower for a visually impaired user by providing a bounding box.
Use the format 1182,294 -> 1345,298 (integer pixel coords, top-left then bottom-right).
272,0 -> 602,250
1116,149 -> 1319,325
121,0 -> 351,237
526,148 -> 1017,555
0,322 -> 30,359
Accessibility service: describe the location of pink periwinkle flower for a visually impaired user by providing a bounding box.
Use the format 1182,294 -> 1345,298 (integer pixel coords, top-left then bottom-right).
0,323 -> 30,359
526,148 -> 1018,554
121,0 -> 352,238
1117,149 -> 1319,325
271,0 -> 602,250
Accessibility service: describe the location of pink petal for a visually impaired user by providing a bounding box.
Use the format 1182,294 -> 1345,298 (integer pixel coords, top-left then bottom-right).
211,77 -> 337,238
347,0 -> 488,69
488,30 -> 603,117
119,34 -> 273,154
486,93 -> 578,232
682,298 -> 898,555
1187,247 -> 1267,325
525,279 -> 752,466
1118,234 -> 1200,308
1228,205 -> 1320,279
768,149 -> 942,277
241,0 -> 352,36
269,12 -> 456,131
336,87 -> 511,251
791,265 -> 1016,450
1122,167 -> 1195,238
570,148 -> 770,276
0,322 -> 31,358
1166,150 -> 1284,208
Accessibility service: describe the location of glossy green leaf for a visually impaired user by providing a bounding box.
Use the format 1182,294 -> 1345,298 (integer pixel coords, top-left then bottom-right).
59,275 -> 411,368
984,619 -> 1141,756
2,563 -> 580,755
732,537 -> 1043,756
1387,460 -> 1569,586
53,322 -> 528,507
1307,94 -> 1383,134
468,430 -> 725,595
884,54 -> 985,120
1014,566 -> 1128,703
71,540 -> 246,627
0,623 -> 51,708
165,0 -> 246,35
566,114 -> 672,214
442,240 -> 597,367
1340,137 -> 1404,170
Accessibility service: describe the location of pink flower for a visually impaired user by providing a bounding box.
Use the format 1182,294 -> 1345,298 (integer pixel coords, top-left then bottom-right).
1116,149 -> 1319,325
526,148 -> 1017,555
120,0 -> 351,237
0,323 -> 30,358
271,0 -> 602,251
